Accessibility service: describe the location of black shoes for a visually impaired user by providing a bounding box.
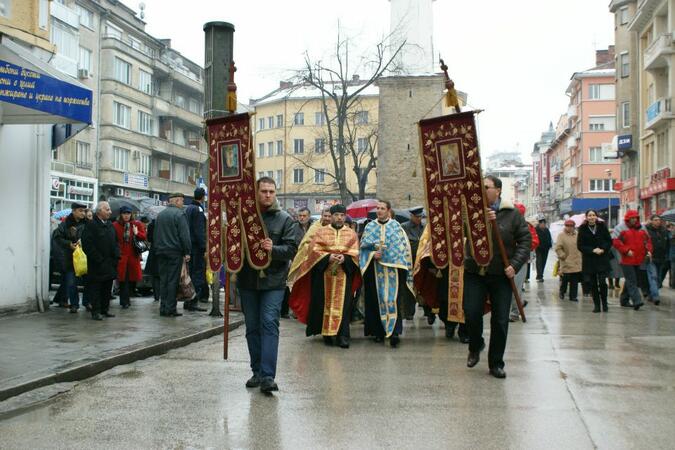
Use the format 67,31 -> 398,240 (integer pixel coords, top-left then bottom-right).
160,311 -> 183,317
633,303 -> 643,311
536,278 -> 544,283
245,374 -> 261,388
374,336 -> 384,343
91,313 -> 103,321
102,312 -> 115,318
69,306 -> 78,314
489,367 -> 506,379
654,300 -> 661,306
260,377 -> 278,394
337,336 -> 350,349
467,342 -> 485,368
445,325 -> 456,340
592,307 -> 600,313
569,298 -> 578,302
458,333 -> 470,344
323,336 -> 334,346
121,304 -> 130,309
427,315 -> 436,325
390,336 -> 400,348
559,293 -> 565,300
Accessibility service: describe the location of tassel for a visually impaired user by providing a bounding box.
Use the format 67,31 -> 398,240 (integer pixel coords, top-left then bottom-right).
435,269 -> 443,279
259,269 -> 266,278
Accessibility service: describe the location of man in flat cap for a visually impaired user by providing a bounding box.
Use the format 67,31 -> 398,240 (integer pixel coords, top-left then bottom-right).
401,207 -> 425,320
153,192 -> 192,316
289,203 -> 361,348
53,201 -> 88,313
184,187 -> 208,311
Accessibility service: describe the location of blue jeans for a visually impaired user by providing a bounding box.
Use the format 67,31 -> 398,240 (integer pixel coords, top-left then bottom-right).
239,288 -> 285,379
644,262 -> 660,300
63,270 -> 81,309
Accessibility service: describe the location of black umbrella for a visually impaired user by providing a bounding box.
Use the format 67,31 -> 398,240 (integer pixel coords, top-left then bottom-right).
108,197 -> 141,219
661,208 -> 675,222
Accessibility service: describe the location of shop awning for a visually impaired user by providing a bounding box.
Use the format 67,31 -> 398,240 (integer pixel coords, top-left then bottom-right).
0,37 -> 92,125
571,197 -> 619,212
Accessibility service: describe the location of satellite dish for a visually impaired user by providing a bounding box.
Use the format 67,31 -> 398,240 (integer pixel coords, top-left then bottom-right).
138,2 -> 145,19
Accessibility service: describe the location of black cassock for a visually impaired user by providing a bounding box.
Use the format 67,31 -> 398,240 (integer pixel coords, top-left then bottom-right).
362,264 -> 405,338
306,255 -> 359,338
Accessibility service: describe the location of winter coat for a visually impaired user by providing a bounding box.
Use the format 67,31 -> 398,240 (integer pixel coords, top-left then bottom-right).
144,220 -> 159,276
81,215 -> 120,282
237,200 -> 299,291
646,224 -> 669,263
185,200 -> 206,251
464,199 -> 532,275
577,221 -> 613,274
555,230 -> 582,274
53,214 -> 87,271
113,219 -> 147,282
535,225 -> 552,250
612,210 -> 652,266
153,204 -> 191,258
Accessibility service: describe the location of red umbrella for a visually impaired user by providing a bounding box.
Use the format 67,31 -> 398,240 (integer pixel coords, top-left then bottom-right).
345,199 -> 379,219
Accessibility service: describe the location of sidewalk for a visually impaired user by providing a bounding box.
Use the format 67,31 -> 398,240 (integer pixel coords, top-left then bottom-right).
0,296 -> 242,402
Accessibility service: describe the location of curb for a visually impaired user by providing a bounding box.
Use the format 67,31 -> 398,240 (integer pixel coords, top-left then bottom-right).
0,319 -> 244,403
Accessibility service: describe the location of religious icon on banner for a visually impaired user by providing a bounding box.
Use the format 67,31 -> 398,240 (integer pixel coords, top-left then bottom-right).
220,143 -> 240,179
438,141 -> 463,178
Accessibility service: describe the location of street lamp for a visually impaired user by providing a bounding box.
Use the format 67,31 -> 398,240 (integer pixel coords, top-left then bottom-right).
605,168 -> 612,228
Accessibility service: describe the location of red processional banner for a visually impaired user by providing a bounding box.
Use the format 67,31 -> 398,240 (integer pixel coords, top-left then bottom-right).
418,111 -> 492,321
206,113 -> 271,273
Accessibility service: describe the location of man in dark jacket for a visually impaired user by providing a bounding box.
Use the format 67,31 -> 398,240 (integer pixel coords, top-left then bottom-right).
401,207 -> 424,320
646,214 -> 669,289
464,175 -> 531,379
185,187 -> 208,310
154,192 -> 192,317
238,177 -> 298,394
53,202 -> 88,313
82,201 -> 119,320
535,218 -> 552,281
297,207 -> 314,240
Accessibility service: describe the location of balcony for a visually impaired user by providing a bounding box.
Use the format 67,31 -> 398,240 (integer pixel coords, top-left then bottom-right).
50,1 -> 80,29
565,166 -> 577,180
567,104 -> 578,120
645,97 -> 675,130
101,37 -> 153,66
644,33 -> 675,70
566,135 -> 577,150
151,136 -> 206,163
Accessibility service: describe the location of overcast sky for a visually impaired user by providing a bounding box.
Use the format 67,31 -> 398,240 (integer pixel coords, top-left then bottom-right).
131,0 -> 614,161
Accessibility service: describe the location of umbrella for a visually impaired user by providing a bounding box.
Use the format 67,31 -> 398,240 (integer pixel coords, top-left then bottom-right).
52,209 -> 71,220
661,208 -> 675,222
108,197 -> 141,218
143,205 -> 166,220
345,199 -> 379,219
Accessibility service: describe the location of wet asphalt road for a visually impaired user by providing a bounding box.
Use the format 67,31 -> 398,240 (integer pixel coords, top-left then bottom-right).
1,278 -> 674,450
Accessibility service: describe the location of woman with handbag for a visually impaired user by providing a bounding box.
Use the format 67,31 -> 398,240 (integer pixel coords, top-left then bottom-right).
113,206 -> 147,308
577,209 -> 613,313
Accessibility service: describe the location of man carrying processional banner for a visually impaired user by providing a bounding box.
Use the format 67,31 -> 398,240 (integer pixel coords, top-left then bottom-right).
288,204 -> 361,349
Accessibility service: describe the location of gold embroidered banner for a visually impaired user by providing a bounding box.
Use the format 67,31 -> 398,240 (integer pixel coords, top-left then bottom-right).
206,113 -> 271,273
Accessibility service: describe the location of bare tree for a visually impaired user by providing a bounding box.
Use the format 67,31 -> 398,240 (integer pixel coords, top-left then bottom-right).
290,28 -> 405,204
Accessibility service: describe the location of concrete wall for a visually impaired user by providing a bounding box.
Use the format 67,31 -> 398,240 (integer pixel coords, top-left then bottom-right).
0,124 -> 51,314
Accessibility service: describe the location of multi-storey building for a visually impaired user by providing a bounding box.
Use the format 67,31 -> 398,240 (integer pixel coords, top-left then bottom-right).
49,0 -> 205,209
250,81 -> 378,211
530,122 -> 556,216
609,0 -> 641,215
628,0 -> 675,216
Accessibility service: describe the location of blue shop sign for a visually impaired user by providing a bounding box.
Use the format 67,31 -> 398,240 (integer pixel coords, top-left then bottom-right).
617,135 -> 632,151
0,59 -> 92,124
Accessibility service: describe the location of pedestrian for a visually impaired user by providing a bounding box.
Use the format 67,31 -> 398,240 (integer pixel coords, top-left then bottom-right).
288,204 -> 360,348
555,219 -> 583,303
360,200 -> 413,348
577,210 -> 612,312
145,218 -> 160,302
53,202 -> 88,313
667,222 -> 675,289
612,209 -> 652,310
184,187 -> 208,311
464,175 -> 531,379
509,203 -> 537,322
607,243 -> 623,293
238,177 -> 298,394
400,207 -> 424,320
153,192 -> 192,317
319,208 -> 332,226
296,207 -> 314,239
81,201 -> 119,321
535,218 -> 552,282
112,206 -> 146,309
645,214 -> 669,292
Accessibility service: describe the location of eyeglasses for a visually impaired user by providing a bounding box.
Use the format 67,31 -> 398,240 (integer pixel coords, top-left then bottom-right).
484,186 -> 496,190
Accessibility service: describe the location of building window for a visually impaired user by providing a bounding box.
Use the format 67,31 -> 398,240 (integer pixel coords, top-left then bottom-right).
357,137 -> 368,152
78,47 -> 92,73
138,111 -> 155,135
258,143 -> 265,158
74,4 -> 94,29
113,146 -> 130,171
267,142 -> 274,157
314,168 -> 326,184
293,168 -> 304,184
105,22 -> 122,39
276,114 -> 283,128
258,118 -> 265,131
294,112 -> 304,125
588,84 -> 615,100
39,0 -> 48,29
114,57 -> 132,85
589,179 -> 616,192
139,70 -> 152,94
188,98 -> 200,114
589,147 -> 604,162
268,117 -> 274,129
258,171 -> 265,179
139,154 -> 151,176
620,52 -> 629,78
620,6 -> 629,25
75,141 -> 91,167
294,139 -> 304,154
315,112 -> 326,126
276,140 -> 284,156
276,169 -> 283,188
315,138 -> 326,154
0,0 -> 10,18
113,102 -> 131,128
173,163 -> 186,183
175,94 -> 186,109
588,116 -> 615,131
621,102 -> 630,128
51,20 -> 79,62
355,111 -> 369,124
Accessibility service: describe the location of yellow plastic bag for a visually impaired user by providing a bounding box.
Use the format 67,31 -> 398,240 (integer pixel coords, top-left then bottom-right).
73,246 -> 88,277
552,260 -> 559,277
206,268 -> 214,285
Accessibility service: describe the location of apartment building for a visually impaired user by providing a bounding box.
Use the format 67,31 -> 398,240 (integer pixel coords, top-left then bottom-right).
48,0 -> 205,209
530,122 -> 556,216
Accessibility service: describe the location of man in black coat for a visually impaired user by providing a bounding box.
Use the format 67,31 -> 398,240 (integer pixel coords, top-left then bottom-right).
464,175 -> 531,379
646,214 -> 669,288
81,201 -> 119,320
184,187 -> 208,310
535,219 -> 553,281
53,202 -> 88,312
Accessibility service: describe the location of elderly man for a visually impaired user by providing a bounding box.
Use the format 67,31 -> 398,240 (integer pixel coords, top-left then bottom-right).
53,201 -> 88,313
81,201 -> 119,321
297,207 -> 314,239
464,175 -> 531,378
401,207 -> 424,320
645,215 -> 669,299
154,192 -> 192,317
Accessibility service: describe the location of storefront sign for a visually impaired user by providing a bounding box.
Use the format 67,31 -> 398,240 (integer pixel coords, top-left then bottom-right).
0,59 -> 92,123
124,173 -> 148,188
617,135 -> 632,151
67,186 -> 94,196
640,177 -> 675,199
650,168 -> 671,184
51,178 -> 61,190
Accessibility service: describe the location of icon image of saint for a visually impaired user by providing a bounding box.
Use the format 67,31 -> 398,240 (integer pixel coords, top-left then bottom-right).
221,143 -> 239,178
439,142 -> 461,177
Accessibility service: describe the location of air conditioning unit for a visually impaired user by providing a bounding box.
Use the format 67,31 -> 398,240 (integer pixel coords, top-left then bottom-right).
132,150 -> 141,160
78,68 -> 91,79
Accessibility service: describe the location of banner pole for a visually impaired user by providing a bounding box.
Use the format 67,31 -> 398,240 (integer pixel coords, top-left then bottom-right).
223,270 -> 230,360
490,218 -> 527,322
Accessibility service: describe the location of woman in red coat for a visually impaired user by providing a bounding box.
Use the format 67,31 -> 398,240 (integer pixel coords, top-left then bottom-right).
113,206 -> 146,308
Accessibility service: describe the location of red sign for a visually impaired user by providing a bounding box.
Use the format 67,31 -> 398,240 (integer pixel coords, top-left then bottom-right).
640,177 -> 675,199
650,168 -> 671,184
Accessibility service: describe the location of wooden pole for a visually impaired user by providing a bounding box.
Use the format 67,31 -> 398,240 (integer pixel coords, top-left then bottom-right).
223,270 -> 230,359
489,218 -> 527,322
